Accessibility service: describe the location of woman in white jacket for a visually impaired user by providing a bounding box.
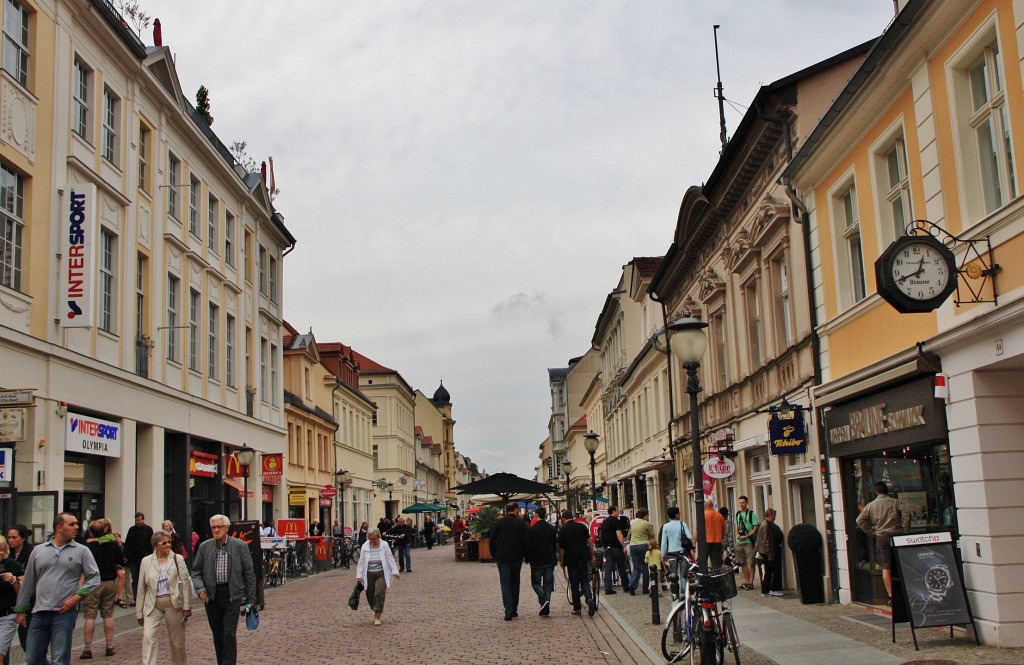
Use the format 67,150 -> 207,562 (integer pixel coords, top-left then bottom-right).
135,530 -> 192,664
355,529 -> 400,625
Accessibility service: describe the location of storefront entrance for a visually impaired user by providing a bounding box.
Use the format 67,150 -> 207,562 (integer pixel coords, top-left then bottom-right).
842,442 -> 955,604
64,454 -> 106,525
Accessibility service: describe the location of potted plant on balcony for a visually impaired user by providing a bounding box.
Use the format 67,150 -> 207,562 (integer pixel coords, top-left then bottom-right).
469,505 -> 500,562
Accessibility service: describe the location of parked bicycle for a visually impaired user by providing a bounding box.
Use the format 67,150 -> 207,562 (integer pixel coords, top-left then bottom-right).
332,535 -> 359,568
661,555 -> 740,665
263,547 -> 286,587
563,545 -> 604,609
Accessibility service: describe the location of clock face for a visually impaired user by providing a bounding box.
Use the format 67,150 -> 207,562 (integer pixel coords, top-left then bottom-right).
925,567 -> 949,591
891,241 -> 951,300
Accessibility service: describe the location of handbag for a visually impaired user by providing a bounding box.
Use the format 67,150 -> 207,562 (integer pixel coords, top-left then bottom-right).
348,581 -> 363,610
243,604 -> 259,631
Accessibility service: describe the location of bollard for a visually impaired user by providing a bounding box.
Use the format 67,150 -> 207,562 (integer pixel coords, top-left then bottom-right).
650,564 -> 660,624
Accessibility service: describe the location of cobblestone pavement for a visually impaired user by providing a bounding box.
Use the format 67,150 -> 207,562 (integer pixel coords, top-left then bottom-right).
10,550 -> 1024,664
10,545 -> 660,665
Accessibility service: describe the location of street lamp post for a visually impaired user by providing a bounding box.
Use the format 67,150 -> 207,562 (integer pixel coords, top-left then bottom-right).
668,316 -> 710,574
561,460 -> 573,514
335,470 -> 351,529
583,432 -> 600,512
235,443 -> 256,522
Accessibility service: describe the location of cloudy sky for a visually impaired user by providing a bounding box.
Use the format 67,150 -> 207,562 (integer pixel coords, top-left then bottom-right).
141,1 -> 895,479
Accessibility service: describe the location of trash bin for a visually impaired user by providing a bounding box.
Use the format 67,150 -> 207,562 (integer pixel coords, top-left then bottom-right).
787,523 -> 825,604
465,540 -> 479,562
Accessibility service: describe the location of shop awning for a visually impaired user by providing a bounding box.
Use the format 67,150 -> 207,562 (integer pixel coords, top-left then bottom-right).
224,478 -> 253,498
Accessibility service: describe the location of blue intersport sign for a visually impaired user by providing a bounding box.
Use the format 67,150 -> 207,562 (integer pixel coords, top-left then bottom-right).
769,405 -> 807,455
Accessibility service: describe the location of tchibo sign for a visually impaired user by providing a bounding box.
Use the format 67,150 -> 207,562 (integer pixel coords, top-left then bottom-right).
66,412 -> 122,458
60,184 -> 98,328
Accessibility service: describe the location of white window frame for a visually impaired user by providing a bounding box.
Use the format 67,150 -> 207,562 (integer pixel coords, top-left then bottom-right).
72,57 -> 91,140
99,229 -> 115,332
770,252 -> 793,353
0,163 -> 24,291
188,175 -> 200,237
743,277 -> 762,369
224,212 -> 235,266
138,122 -> 149,192
207,194 -> 218,253
166,275 -> 179,361
830,178 -> 867,310
101,87 -> 119,165
258,245 -> 267,294
167,153 -> 180,220
3,0 -> 30,88
260,337 -> 268,402
208,302 -> 218,380
188,288 -> 199,371
225,314 -> 235,387
270,343 -> 279,406
269,255 -> 277,302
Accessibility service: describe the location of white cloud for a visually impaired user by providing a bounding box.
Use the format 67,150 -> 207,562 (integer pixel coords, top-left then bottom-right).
144,0 -> 896,479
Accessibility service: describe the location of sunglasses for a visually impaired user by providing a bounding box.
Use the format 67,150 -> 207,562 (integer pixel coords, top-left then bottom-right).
157,541 -> 171,546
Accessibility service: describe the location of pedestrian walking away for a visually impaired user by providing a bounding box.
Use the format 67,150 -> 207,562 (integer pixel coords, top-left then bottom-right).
733,496 -> 759,590
14,513 -> 100,665
526,507 -> 557,617
136,530 -> 192,665
704,499 -> 726,570
190,514 -> 256,665
855,481 -> 910,605
626,508 -> 653,595
754,508 -> 785,596
600,505 -> 630,594
557,510 -> 597,617
80,520 -> 127,658
123,513 -> 153,606
355,529 -> 400,626
489,502 -> 530,621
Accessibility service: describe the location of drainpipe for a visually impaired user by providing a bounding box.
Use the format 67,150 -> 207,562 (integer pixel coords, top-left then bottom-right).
757,100 -> 838,602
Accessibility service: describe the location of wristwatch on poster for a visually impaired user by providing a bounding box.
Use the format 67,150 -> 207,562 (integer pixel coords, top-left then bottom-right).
924,563 -> 952,601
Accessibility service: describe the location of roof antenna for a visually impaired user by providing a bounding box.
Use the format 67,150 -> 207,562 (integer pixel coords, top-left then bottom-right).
713,24 -> 728,153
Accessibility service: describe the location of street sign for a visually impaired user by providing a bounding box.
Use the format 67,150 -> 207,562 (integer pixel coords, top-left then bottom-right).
0,391 -> 32,405
320,484 -> 337,498
702,457 -> 736,479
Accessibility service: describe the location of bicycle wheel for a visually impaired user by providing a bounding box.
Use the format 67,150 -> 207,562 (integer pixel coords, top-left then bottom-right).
564,567 -> 573,605
350,547 -> 360,565
722,611 -> 740,665
660,602 -> 692,663
590,568 -> 601,607
692,615 -> 725,665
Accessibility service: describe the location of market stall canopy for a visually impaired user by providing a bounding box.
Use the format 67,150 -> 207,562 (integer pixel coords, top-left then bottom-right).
455,473 -> 558,505
401,502 -> 447,514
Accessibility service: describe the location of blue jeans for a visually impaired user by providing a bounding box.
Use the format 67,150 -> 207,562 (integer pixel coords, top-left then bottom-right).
566,559 -> 593,610
603,546 -> 628,591
629,544 -> 650,591
496,560 -> 523,616
530,564 -> 554,606
400,544 -> 412,571
25,610 -> 77,665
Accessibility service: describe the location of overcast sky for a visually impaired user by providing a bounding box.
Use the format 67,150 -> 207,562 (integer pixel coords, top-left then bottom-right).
141,1 -> 895,480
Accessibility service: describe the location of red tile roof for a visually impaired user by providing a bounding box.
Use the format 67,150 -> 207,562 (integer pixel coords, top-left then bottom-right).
349,349 -> 395,374
571,415 -> 588,429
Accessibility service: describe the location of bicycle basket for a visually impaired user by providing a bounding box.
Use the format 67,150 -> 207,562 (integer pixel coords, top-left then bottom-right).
702,571 -> 738,602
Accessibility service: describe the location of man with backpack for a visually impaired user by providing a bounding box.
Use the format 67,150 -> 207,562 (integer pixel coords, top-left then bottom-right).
734,496 -> 759,590
600,506 -> 630,594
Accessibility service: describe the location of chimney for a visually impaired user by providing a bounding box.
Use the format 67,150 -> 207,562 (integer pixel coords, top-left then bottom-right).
260,161 -> 267,189
153,18 -> 162,46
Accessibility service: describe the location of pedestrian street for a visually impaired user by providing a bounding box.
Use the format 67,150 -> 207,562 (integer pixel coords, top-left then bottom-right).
10,545 -> 657,665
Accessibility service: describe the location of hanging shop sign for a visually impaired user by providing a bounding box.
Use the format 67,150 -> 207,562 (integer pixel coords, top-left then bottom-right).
189,451 -> 219,478
0,448 -> 10,482
276,518 -> 306,541
0,409 -> 25,443
261,453 -> 283,485
60,184 -> 98,328
261,486 -> 273,503
702,457 -> 736,479
224,453 -> 244,478
320,484 -> 337,499
768,403 -> 807,456
65,412 -> 121,458
288,487 -> 307,507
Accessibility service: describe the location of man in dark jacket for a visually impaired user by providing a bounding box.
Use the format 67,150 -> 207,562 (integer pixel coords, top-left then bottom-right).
558,509 -> 596,616
122,513 -> 152,605
489,502 -> 529,621
526,507 -> 557,616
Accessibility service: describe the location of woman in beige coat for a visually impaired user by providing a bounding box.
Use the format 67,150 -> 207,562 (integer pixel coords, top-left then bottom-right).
135,530 -> 193,664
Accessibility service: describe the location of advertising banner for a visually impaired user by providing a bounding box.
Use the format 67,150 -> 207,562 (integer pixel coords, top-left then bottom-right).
0,409 -> 25,443
769,404 -> 807,455
228,521 -> 261,576
224,453 -> 244,478
276,518 -> 306,541
60,184 -> 98,328
65,412 -> 121,458
189,451 -> 219,478
893,532 -> 972,629
261,454 -> 282,485
0,448 -> 10,482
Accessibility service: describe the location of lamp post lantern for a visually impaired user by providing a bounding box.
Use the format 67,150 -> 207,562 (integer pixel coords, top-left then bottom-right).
335,470 -> 351,528
583,432 -> 600,512
235,443 -> 256,521
667,316 -> 710,574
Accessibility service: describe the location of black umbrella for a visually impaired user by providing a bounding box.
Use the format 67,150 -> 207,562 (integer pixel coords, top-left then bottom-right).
454,473 -> 558,507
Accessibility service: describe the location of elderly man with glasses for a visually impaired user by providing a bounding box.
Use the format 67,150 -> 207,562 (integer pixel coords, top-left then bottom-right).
190,515 -> 255,665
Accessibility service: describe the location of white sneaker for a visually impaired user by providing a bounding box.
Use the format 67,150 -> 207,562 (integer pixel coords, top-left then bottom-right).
769,591 -> 784,597
373,618 -> 382,625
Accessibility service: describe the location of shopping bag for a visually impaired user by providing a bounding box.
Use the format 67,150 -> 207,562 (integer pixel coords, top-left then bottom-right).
243,604 -> 259,631
348,581 -> 363,610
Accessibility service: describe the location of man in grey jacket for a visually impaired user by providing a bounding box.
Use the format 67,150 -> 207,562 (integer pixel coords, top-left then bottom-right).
856,482 -> 911,603
14,513 -> 100,665
190,515 -> 256,665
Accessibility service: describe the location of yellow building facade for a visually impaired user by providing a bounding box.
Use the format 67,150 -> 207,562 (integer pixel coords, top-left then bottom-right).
786,0 -> 1024,646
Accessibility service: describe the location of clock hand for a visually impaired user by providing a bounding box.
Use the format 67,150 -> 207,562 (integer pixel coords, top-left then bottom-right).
897,257 -> 925,283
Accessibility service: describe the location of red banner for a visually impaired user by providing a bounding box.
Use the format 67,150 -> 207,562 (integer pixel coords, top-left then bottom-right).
189,451 -> 218,478
224,453 -> 244,478
277,518 -> 306,541
701,470 -> 716,496
313,536 -> 329,561
261,454 -> 283,485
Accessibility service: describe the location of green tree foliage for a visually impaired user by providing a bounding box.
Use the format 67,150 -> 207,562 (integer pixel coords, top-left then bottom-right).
196,86 -> 213,126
